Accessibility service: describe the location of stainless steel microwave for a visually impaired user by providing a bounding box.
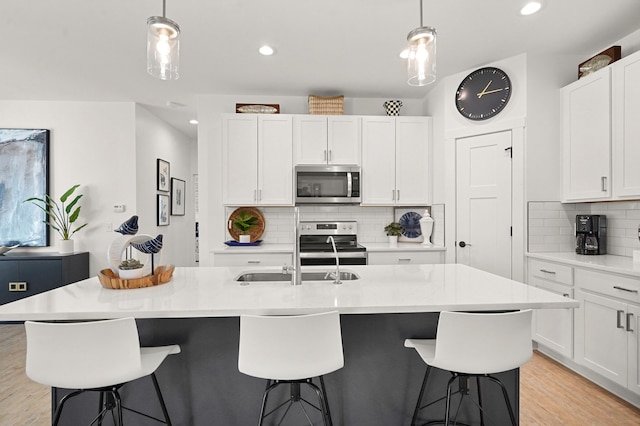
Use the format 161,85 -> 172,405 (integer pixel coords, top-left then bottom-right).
295,165 -> 361,204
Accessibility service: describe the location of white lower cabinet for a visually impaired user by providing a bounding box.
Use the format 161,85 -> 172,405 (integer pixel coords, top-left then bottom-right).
527,259 -> 574,358
574,268 -> 640,396
367,251 -> 443,265
213,253 -> 292,267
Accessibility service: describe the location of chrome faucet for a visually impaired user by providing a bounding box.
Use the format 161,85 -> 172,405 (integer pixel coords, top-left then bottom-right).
325,236 -> 342,285
283,207 -> 302,285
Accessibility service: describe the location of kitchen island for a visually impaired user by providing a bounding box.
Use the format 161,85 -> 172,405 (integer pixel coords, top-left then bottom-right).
0,264 -> 578,425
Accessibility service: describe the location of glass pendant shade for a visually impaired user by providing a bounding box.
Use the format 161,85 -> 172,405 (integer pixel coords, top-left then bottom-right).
407,26 -> 436,86
147,16 -> 180,80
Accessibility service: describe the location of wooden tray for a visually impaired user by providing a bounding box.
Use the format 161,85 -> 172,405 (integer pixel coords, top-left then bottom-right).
98,265 -> 175,289
227,207 -> 265,243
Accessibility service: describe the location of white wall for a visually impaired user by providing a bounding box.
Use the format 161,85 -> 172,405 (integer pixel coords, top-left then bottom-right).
0,101 -> 197,275
0,101 -> 136,275
135,105 -> 197,268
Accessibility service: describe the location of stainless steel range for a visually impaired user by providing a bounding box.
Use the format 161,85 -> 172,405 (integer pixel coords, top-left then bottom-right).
299,221 -> 367,266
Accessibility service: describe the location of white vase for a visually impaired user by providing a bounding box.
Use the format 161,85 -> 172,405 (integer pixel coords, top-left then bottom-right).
419,210 -> 434,246
388,235 -> 398,247
59,239 -> 74,254
118,268 -> 144,280
239,234 -> 251,243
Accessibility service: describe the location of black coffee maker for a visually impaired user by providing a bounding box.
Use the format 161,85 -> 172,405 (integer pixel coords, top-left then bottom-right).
575,215 -> 606,255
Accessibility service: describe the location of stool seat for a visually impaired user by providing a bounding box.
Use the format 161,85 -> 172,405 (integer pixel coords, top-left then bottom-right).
25,317 -> 180,426
239,311 -> 344,426
405,310 -> 533,426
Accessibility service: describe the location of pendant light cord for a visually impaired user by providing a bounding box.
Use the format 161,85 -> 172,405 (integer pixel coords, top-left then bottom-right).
419,0 -> 423,27
162,0 -> 166,18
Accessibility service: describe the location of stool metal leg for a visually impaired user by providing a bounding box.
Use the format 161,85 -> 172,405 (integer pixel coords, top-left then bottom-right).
319,376 -> 333,426
411,366 -> 432,426
485,375 -> 517,426
151,372 -> 173,425
476,376 -> 485,426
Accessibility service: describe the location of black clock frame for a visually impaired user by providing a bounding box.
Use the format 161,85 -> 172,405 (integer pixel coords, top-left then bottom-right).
455,67 -> 512,121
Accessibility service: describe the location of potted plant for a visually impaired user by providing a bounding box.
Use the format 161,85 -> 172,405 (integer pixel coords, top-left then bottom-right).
384,222 -> 403,247
233,211 -> 258,243
25,184 -> 88,254
118,258 -> 145,280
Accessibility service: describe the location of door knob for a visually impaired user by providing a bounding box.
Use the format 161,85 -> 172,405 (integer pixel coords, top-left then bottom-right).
458,241 -> 471,248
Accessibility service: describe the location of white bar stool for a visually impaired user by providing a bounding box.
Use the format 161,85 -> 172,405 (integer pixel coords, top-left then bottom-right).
404,310 -> 533,426
238,311 -> 344,426
25,317 -> 181,426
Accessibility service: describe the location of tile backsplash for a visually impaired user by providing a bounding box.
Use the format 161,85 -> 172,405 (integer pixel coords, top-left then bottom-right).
528,201 -> 640,257
225,205 -> 445,245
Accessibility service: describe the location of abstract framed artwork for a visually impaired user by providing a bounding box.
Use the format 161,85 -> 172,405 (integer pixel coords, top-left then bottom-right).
171,178 -> 186,216
0,129 -> 50,247
157,194 -> 170,226
157,158 -> 170,192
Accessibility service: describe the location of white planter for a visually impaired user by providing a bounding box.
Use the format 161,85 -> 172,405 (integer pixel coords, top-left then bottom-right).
118,268 -> 145,280
388,235 -> 398,247
59,239 -> 74,254
239,234 -> 251,243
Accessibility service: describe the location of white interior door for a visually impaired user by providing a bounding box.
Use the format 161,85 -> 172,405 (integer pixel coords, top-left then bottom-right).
456,130 -> 512,278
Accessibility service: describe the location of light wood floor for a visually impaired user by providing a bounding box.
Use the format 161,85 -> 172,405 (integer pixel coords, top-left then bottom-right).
2,323 -> 640,425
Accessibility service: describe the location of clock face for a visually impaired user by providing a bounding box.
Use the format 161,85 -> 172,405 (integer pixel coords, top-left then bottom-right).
455,67 -> 511,121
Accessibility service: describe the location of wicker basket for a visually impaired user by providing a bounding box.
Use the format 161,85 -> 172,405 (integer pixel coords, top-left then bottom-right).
98,264 -> 175,289
308,95 -> 344,115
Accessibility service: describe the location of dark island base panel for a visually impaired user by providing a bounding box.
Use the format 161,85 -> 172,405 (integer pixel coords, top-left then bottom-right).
52,314 -> 519,425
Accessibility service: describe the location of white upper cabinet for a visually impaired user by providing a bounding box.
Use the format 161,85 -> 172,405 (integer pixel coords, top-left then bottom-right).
613,52 -> 640,198
222,114 -> 293,206
361,116 -> 432,206
561,68 -> 612,202
293,115 -> 360,165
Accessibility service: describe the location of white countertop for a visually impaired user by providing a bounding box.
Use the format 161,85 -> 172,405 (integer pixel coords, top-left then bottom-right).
212,242 -> 445,254
527,252 -> 640,278
0,264 -> 577,321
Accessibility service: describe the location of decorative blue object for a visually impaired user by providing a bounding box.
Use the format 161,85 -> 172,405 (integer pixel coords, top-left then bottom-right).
224,240 -> 263,247
399,211 -> 423,239
131,234 -> 163,254
114,215 -> 139,235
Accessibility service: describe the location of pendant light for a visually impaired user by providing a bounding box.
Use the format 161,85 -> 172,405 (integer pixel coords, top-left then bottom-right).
407,0 -> 436,86
147,0 -> 180,80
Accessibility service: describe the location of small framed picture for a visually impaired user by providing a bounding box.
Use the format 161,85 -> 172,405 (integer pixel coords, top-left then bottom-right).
157,158 -> 170,192
171,178 -> 186,216
157,194 -> 170,226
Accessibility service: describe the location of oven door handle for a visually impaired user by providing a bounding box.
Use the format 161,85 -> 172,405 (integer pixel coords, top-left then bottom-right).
347,172 -> 352,197
300,251 -> 367,259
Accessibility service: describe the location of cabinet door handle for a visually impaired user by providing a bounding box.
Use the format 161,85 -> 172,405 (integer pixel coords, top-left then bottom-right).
397,190 -> 400,201
613,285 -> 639,294
253,189 -> 257,202
617,310 -> 625,329
562,293 -> 570,298
8,282 -> 27,292
540,269 -> 556,274
392,190 -> 395,201
601,176 -> 607,192
328,150 -> 332,162
258,189 -> 262,202
247,260 -> 261,264
398,258 -> 412,263
627,313 -> 634,332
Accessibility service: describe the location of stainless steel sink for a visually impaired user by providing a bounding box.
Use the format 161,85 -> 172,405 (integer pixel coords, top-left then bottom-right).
235,271 -> 359,283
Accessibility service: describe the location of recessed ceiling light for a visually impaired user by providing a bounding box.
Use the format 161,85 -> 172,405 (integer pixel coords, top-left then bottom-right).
259,45 -> 275,56
520,1 -> 543,15
189,119 -> 198,125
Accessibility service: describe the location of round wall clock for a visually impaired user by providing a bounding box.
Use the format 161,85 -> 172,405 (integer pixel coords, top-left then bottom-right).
455,67 -> 511,121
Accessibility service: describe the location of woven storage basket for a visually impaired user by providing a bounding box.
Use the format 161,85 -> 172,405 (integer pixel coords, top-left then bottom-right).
308,95 -> 344,115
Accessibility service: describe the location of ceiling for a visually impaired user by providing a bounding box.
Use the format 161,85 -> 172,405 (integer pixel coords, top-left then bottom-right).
2,0 -> 640,139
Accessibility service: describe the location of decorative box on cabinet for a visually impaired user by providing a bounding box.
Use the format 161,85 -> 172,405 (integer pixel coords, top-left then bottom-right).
361,116 -> 432,206
527,258 -> 574,358
293,115 -> 360,165
574,267 -> 640,396
0,252 -> 89,305
222,113 -> 293,206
